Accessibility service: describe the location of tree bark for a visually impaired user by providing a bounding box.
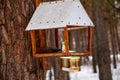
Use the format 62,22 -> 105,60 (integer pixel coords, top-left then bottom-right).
92,0 -> 112,80
0,0 -> 38,80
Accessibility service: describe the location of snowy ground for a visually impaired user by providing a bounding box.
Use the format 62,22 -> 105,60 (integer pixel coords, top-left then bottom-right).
46,55 -> 120,80
70,56 -> 120,80
70,64 -> 120,80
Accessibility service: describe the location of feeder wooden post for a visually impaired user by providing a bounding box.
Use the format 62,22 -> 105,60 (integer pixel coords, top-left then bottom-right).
30,30 -> 36,55
64,27 -> 69,56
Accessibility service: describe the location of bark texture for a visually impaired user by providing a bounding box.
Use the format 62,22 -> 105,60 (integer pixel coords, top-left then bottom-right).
92,0 -> 112,80
0,0 -> 37,80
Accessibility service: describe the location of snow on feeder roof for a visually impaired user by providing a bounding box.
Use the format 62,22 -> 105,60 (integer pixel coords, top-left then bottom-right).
26,0 -> 94,31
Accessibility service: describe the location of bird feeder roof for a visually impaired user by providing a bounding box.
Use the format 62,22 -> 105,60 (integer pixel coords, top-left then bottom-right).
26,0 -> 94,31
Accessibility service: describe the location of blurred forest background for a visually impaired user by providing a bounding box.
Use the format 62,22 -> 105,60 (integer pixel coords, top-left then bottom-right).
0,0 -> 120,80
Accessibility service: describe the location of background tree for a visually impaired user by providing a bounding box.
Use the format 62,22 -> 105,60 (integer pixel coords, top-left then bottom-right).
92,0 -> 113,80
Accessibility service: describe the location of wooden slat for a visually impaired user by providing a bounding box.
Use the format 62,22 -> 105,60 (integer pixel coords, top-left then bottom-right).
30,30 -> 36,55
88,27 -> 92,54
64,27 -> 69,56
34,53 -> 65,57
34,52 -> 90,57
67,25 -> 89,29
69,52 -> 90,56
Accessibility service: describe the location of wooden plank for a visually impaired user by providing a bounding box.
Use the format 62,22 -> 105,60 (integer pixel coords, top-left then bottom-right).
34,53 -> 65,57
67,25 -> 89,29
69,52 -> 90,56
88,27 -> 92,54
30,30 -> 36,55
34,52 -> 90,57
64,27 -> 69,56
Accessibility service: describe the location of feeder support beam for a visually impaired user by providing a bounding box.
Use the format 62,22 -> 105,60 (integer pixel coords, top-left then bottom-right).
64,27 -> 69,56
30,30 -> 36,55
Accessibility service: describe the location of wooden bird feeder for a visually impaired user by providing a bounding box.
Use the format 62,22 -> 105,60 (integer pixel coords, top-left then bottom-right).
60,56 -> 80,72
25,0 -> 94,58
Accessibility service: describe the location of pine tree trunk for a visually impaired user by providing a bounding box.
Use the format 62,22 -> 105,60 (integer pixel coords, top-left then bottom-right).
108,4 -> 118,69
0,0 -> 39,80
92,0 -> 112,80
109,21 -> 117,69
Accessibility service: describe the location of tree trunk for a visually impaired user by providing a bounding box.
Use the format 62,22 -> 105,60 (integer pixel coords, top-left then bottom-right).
92,0 -> 112,80
92,32 -> 97,73
107,3 -> 118,69
109,22 -> 117,69
0,0 -> 39,80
